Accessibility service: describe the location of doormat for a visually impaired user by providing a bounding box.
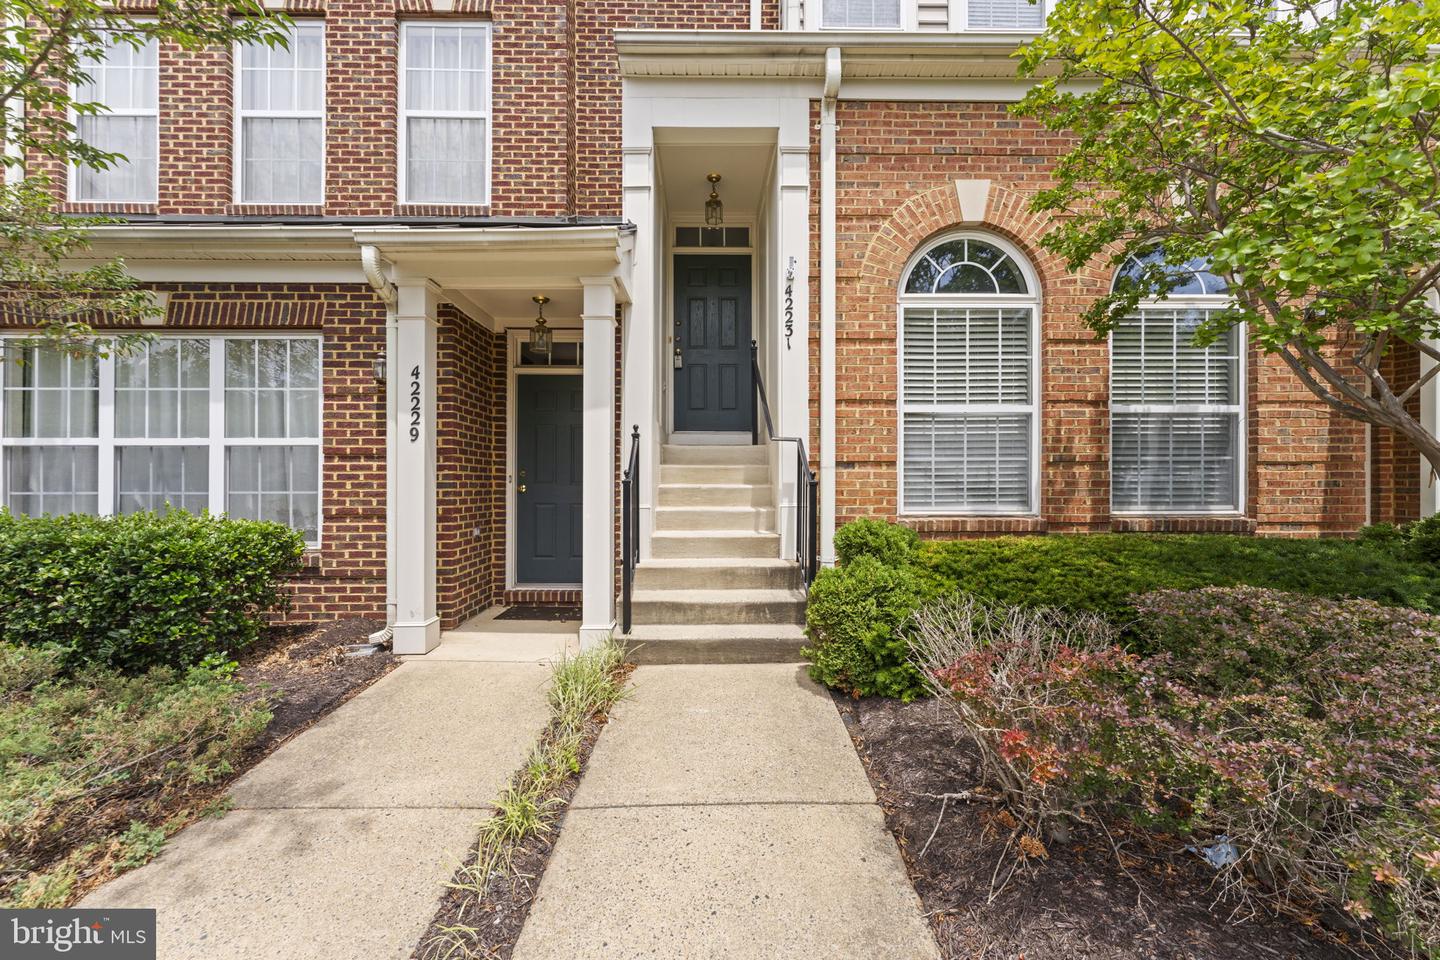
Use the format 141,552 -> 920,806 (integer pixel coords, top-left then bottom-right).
495,605 -> 582,622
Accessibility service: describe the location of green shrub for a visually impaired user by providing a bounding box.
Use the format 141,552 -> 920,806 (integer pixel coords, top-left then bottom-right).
803,554 -> 925,700
0,645 -> 271,906
913,587 -> 1440,956
833,517 -> 920,567
914,532 -> 1440,646
0,510 -> 305,673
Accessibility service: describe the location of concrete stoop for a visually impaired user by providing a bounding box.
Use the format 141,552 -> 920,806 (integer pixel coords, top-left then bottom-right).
625,442 -> 808,664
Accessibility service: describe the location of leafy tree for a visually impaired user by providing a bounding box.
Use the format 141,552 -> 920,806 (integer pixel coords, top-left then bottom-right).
0,1 -> 288,356
1017,0 -> 1440,475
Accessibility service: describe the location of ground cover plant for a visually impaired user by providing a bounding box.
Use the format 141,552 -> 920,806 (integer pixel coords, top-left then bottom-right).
804,519 -> 1440,701
0,510 -> 305,673
908,588 -> 1440,958
416,639 -> 631,960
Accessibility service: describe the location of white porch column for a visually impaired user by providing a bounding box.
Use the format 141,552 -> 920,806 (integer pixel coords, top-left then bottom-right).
775,143 -> 811,560
580,278 -> 619,648
391,280 -> 441,655
622,146 -> 658,559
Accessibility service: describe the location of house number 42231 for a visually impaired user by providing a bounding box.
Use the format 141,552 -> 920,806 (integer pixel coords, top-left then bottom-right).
408,365 -> 422,442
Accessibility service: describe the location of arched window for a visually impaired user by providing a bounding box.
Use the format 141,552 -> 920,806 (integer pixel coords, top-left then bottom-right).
899,234 -> 1039,514
1110,251 -> 1243,513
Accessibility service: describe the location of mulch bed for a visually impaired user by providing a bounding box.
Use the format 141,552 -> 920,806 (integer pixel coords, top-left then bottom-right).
834,694 -> 1392,960
234,617 -> 396,755
411,663 -> 636,960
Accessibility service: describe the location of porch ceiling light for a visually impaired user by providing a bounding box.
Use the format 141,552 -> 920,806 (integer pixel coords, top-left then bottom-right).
704,173 -> 724,226
530,295 -> 553,357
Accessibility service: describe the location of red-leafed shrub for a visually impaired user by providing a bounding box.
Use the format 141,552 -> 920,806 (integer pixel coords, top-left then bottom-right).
911,588 -> 1440,957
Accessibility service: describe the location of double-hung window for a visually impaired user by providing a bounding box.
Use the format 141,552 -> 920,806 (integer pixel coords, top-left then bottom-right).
0,337 -> 323,544
1110,253 -> 1243,513
400,22 -> 491,205
899,234 -> 1039,514
823,0 -> 902,28
965,0 -> 1046,30
236,21 -> 325,204
72,34 -> 158,203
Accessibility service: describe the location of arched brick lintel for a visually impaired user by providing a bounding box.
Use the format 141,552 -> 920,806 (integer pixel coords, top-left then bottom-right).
857,182 -> 1074,293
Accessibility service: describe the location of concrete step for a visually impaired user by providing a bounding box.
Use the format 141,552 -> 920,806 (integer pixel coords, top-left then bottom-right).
650,530 -> 780,559
658,483 -> 773,508
661,443 -> 768,466
660,464 -> 768,485
620,623 -> 808,664
630,589 -> 807,626
654,505 -> 776,532
632,558 -> 801,592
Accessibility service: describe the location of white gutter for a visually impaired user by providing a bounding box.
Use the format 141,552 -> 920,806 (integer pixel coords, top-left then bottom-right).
360,244 -> 399,648
820,47 -> 841,567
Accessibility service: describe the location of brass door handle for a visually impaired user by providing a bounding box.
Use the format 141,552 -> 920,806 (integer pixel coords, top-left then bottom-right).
518,484 -> 528,494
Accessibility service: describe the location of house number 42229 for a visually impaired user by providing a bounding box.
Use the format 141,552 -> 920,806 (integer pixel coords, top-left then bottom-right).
408,365 -> 422,442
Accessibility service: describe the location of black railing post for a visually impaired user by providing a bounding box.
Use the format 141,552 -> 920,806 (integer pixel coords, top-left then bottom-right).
621,424 -> 640,635
750,339 -> 759,445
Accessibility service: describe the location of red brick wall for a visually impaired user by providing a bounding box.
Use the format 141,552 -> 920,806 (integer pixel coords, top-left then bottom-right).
43,0 -> 764,218
0,283 -> 390,619
1371,340 -> 1424,525
435,306 -> 506,628
819,100 -> 1372,538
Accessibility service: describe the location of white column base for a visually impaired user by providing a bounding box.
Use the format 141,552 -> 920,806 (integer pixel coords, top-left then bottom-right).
392,617 -> 441,656
579,622 -> 617,650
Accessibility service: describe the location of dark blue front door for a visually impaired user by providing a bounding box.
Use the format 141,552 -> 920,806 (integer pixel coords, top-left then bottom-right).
674,254 -> 752,432
516,374 -> 582,584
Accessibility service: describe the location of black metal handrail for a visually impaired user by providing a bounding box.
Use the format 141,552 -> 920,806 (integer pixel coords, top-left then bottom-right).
621,424 -> 640,634
751,341 -> 820,587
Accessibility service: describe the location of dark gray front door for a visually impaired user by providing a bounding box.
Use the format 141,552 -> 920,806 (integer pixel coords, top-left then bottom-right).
516,374 -> 582,584
674,254 -> 752,432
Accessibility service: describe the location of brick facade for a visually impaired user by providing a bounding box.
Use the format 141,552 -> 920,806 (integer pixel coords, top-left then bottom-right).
817,100 -> 1390,538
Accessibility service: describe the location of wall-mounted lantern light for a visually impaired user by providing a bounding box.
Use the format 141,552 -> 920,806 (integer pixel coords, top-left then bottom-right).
704,173 -> 724,226
530,295 -> 553,357
371,352 -> 386,383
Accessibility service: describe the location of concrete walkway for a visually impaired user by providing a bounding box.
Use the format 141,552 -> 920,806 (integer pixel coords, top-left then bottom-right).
81,653 -> 552,960
512,663 -> 941,960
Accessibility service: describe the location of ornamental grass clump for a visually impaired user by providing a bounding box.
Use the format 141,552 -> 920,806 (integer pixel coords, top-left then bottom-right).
912,587 -> 1440,956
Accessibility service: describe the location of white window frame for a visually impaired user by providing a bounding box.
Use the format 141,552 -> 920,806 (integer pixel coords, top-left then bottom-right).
817,0 -> 911,30
397,20 -> 493,206
233,20 -> 327,206
1109,302 -> 1246,516
951,0 -> 1049,32
68,30 -> 160,204
896,231 -> 1042,516
0,334 -> 325,546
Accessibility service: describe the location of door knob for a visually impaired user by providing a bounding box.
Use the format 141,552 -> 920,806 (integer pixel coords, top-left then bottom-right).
518,484 -> 527,494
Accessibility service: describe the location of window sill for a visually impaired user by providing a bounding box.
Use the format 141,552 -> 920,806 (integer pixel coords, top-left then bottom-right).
61,201 -> 157,215
229,203 -> 325,216
1110,515 -> 1257,535
396,203 -> 492,217
898,515 -> 1047,536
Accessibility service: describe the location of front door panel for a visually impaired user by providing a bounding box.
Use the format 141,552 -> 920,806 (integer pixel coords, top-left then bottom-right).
674,254 -> 752,432
516,374 -> 582,584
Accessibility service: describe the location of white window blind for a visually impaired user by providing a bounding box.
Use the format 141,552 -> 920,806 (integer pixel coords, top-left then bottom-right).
0,337 -> 323,544
73,35 -> 158,202
900,293 -> 1036,513
401,22 -> 491,204
1111,309 -> 1241,512
967,0 -> 1046,30
823,0 -> 902,28
237,22 -> 325,204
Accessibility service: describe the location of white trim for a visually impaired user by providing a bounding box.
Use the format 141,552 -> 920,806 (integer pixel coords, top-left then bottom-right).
233,21 -> 327,206
504,328 -> 585,591
1107,301 -> 1247,516
895,230 -> 1042,517
0,334 -> 325,546
68,31 -> 160,204
397,20 -> 494,207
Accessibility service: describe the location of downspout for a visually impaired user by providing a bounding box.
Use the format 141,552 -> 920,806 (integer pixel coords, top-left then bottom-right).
819,47 -> 841,566
361,244 -> 399,651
